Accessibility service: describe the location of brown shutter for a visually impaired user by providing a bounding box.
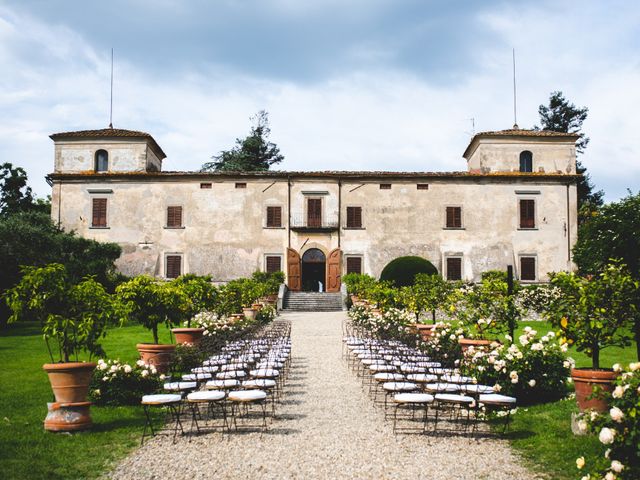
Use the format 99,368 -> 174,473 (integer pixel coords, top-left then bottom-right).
417,184 -> 429,190
379,183 -> 391,190
520,257 -> 536,281
446,207 -> 461,228
200,183 -> 212,189
326,248 -> 342,292
267,206 -> 282,227
166,255 -> 181,278
520,199 -> 535,228
167,206 -> 182,228
308,198 -> 322,227
92,198 -> 107,227
446,257 -> 462,280
346,257 -> 362,274
346,206 -> 362,228
287,248 -> 301,291
266,256 -> 281,273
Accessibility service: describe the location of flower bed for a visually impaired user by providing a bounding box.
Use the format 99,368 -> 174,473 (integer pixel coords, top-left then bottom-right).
89,359 -> 164,406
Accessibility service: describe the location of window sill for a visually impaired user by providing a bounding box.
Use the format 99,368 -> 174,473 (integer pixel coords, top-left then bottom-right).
443,227 -> 465,230
343,227 -> 365,230
517,227 -> 538,231
90,226 -> 110,229
164,226 -> 185,230
263,226 -> 285,229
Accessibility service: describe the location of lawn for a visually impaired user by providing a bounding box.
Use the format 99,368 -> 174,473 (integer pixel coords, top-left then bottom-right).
0,322 -> 172,480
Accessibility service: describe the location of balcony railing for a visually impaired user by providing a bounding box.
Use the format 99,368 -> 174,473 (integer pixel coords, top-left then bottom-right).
289,214 -> 339,232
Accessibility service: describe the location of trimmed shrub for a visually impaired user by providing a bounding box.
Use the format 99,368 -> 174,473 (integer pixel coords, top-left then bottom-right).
380,256 -> 437,287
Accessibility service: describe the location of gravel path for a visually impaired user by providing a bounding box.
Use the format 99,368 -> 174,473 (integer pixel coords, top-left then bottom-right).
109,311 -> 540,480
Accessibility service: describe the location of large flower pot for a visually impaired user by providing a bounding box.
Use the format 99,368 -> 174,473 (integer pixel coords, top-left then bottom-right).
231,313 -> 244,321
136,343 -> 176,374
414,324 -> 437,341
171,328 -> 205,345
243,307 -> 257,320
252,303 -> 263,312
571,368 -> 618,412
459,338 -> 493,352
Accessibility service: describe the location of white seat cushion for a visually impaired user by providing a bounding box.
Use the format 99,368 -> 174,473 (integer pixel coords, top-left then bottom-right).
192,366 -> 218,374
479,393 -> 517,405
441,374 -> 474,384
164,381 -> 197,391
424,383 -> 460,393
243,379 -> 277,388
394,393 -> 434,404
142,394 -> 182,404
187,390 -> 225,402
435,393 -> 475,403
374,372 -> 405,381
406,373 -> 438,383
228,390 -> 267,402
250,369 -> 280,378
369,364 -> 395,372
382,382 -> 418,392
400,364 -> 426,373
182,373 -> 212,381
216,371 -> 246,379
461,384 -> 495,394
206,379 -> 240,389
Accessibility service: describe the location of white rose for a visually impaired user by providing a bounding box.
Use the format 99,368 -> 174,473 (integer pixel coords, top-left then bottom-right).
531,343 -> 543,351
136,360 -> 146,367
610,460 -> 623,473
109,365 -> 118,373
612,386 -> 624,398
123,365 -> 132,374
599,427 -> 615,445
563,360 -> 571,369
612,363 -> 622,373
560,343 -> 568,352
604,472 -> 615,480
493,383 -> 502,392
149,365 -> 157,374
576,456 -> 585,469
519,335 -> 529,346
576,419 -> 587,434
580,475 -> 590,480
528,379 -> 536,387
141,370 -> 149,377
629,362 -> 640,372
609,407 -> 624,423
524,326 -> 532,333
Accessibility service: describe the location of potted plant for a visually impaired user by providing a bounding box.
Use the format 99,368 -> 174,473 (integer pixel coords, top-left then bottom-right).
170,274 -> 217,345
5,263 -> 119,431
546,262 -> 637,411
240,279 -> 261,320
116,275 -> 188,373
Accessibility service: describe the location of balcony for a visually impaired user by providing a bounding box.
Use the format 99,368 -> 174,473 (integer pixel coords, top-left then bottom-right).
290,214 -> 339,232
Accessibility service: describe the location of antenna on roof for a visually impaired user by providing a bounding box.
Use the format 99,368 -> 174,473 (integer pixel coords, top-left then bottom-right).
512,48 -> 519,129
109,48 -> 114,129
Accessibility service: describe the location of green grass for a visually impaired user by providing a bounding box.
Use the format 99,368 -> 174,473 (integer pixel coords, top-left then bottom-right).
0,322 -> 172,480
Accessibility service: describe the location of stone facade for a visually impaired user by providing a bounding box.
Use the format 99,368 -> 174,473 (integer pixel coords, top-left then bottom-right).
48,127 -> 580,289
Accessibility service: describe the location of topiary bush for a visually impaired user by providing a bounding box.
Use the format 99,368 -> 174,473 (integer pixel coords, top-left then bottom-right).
379,256 -> 437,287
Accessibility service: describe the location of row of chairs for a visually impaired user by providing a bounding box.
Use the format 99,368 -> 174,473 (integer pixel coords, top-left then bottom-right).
343,320 -> 516,436
141,319 -> 292,444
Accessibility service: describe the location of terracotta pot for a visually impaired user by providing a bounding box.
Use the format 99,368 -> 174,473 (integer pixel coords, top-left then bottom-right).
171,327 -> 205,345
231,313 -> 244,321
414,324 -> 437,340
459,338 -> 493,352
265,294 -> 278,303
44,401 -> 93,432
571,368 -> 618,412
252,303 -> 263,311
243,307 -> 257,320
43,362 -> 96,404
136,343 -> 176,374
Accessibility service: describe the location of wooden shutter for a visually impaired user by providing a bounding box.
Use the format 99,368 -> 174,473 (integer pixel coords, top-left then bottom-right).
446,207 -> 461,228
520,257 -> 536,281
266,256 -> 282,273
326,248 -> 342,292
307,198 -> 322,227
417,184 -> 429,190
346,206 -> 362,228
235,182 -> 246,189
167,206 -> 182,228
346,257 -> 362,274
446,257 -> 462,281
200,182 -> 212,189
266,206 -> 282,227
166,255 -> 181,278
520,199 -> 535,228
287,248 -> 301,291
379,183 -> 391,190
92,198 -> 107,227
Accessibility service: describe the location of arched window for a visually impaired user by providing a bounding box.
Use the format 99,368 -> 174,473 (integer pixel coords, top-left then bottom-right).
95,150 -> 108,172
519,150 -> 533,172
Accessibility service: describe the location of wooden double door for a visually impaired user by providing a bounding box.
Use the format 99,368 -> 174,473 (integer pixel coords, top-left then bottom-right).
287,247 -> 341,292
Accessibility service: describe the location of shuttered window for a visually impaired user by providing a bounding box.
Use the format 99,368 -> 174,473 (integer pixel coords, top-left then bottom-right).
92,198 -> 107,227
520,257 -> 536,281
446,257 -> 462,281
379,183 -> 391,190
346,257 -> 362,274
167,206 -> 183,228
520,199 -> 536,228
266,206 -> 282,227
165,255 -> 182,278
417,184 -> 429,190
200,182 -> 212,189
265,256 -> 282,273
446,206 -> 462,228
346,206 -> 362,228
235,182 -> 246,189
307,198 -> 322,227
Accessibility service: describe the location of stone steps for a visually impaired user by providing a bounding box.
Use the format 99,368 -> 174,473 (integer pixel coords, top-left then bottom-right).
282,292 -> 344,311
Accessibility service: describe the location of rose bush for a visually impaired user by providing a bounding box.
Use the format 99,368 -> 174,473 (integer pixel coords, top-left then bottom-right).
418,321 -> 465,367
348,305 -> 416,342
89,359 -> 164,406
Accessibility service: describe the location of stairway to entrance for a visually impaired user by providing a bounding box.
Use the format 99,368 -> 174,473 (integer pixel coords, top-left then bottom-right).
282,291 -> 344,311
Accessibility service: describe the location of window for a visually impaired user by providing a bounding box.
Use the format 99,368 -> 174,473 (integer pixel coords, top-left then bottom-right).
346,256 -> 362,274
346,206 -> 362,228
307,198 -> 322,227
519,151 -> 533,172
265,255 -> 282,274
91,198 -> 107,227
95,150 -> 108,172
446,257 -> 462,281
445,206 -> 462,228
166,206 -> 183,228
520,256 -> 536,281
200,183 -> 212,189
235,182 -> 246,189
519,199 -> 536,229
165,255 -> 182,278
379,183 -> 391,190
266,206 -> 282,228
417,184 -> 429,190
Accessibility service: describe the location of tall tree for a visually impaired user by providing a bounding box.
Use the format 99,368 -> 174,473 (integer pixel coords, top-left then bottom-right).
0,163 -> 50,216
202,110 -> 284,172
537,92 -> 603,223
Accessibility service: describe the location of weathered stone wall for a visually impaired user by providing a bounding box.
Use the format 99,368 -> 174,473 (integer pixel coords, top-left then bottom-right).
54,139 -> 150,173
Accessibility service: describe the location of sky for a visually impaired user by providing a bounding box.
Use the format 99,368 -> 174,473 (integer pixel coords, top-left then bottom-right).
1,0 -> 639,201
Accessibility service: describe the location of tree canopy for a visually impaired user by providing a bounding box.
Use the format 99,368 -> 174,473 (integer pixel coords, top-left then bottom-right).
201,110 -> 284,172
0,162 -> 50,216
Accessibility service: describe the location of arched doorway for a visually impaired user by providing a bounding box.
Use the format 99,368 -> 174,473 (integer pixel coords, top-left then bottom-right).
301,248 -> 326,291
